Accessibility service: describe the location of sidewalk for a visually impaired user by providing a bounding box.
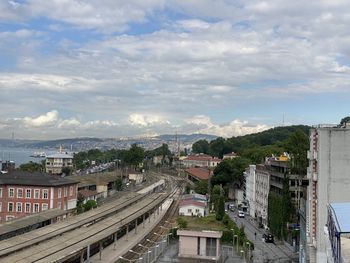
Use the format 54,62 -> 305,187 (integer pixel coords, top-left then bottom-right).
90,198 -> 174,263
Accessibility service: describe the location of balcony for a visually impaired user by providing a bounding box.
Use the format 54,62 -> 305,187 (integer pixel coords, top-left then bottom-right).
312,172 -> 318,182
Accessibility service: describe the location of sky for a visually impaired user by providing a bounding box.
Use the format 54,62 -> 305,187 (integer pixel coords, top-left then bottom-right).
0,0 -> 349,140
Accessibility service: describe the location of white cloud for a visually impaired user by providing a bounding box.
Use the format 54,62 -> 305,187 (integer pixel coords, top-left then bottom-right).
129,113 -> 169,127
23,110 -> 59,127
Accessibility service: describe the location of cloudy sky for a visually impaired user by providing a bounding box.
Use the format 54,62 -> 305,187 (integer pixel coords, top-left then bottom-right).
0,0 -> 349,140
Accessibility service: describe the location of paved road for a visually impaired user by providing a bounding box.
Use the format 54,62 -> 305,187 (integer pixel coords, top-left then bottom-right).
226,208 -> 299,263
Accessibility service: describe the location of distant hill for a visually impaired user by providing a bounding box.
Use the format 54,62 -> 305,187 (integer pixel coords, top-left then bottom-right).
25,137 -> 104,149
156,134 -> 217,142
229,125 -> 310,147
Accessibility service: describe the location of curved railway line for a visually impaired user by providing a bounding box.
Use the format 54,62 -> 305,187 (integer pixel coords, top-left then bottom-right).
0,175 -> 181,262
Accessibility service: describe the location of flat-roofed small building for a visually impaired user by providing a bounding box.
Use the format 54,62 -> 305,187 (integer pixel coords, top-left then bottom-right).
178,230 -> 222,261
179,200 -> 206,217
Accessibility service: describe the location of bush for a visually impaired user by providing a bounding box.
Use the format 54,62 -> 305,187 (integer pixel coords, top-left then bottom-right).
177,217 -> 188,229
84,200 -> 97,211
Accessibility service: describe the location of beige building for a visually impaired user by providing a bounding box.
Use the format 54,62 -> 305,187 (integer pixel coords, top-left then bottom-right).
178,230 -> 222,261
255,164 -> 270,228
46,153 -> 73,175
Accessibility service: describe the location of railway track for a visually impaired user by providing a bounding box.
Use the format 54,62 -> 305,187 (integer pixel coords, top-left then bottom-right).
0,177 -> 177,263
120,174 -> 184,263
0,192 -> 146,258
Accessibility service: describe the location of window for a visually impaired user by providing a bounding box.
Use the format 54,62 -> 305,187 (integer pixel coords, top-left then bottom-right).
8,202 -> 14,212
69,186 -> 73,196
34,203 -> 40,213
187,209 -> 192,213
0,202 -> 2,212
16,202 -> 22,212
58,188 -> 62,198
42,203 -> 48,211
64,187 -> 67,197
195,209 -> 200,213
34,189 -> 40,199
42,189 -> 48,199
0,188 -> 2,198
25,203 -> 31,213
206,237 -> 217,257
26,189 -> 31,198
8,188 -> 14,197
17,188 -> 23,198
57,202 -> 61,209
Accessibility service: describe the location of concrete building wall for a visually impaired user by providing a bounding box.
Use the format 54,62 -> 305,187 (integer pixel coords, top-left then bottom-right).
307,126 -> 350,261
255,164 -> 270,227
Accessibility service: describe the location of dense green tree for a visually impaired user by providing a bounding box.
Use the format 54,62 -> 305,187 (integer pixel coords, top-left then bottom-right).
211,157 -> 250,186
84,200 -> 97,211
209,137 -> 227,158
61,166 -> 72,176
76,193 -> 85,214
194,180 -> 208,195
215,195 -> 225,221
285,129 -> 309,175
124,144 -> 145,168
192,140 -> 210,154
211,185 -> 224,207
340,116 -> 350,126
114,178 -> 123,191
241,144 -> 284,164
18,161 -> 43,172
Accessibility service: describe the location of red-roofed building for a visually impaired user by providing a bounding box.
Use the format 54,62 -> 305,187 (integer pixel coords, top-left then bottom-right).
179,199 -> 207,217
182,154 -> 221,168
78,189 -> 102,204
185,167 -> 212,183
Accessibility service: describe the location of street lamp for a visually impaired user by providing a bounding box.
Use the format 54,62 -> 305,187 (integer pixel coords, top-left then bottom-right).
230,229 -> 235,256
246,241 -> 251,261
234,234 -> 238,253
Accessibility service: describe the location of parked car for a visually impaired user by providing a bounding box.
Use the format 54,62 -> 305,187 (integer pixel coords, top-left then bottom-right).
263,233 -> 274,243
238,211 -> 245,218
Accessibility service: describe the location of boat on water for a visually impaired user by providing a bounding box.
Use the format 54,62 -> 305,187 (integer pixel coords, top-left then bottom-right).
30,152 -> 46,158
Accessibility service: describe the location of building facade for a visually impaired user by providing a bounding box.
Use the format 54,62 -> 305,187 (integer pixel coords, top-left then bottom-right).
244,165 -> 256,217
182,155 -> 221,168
255,164 -> 270,228
0,171 -> 78,222
178,230 -> 222,261
307,124 -> 350,262
46,152 -> 73,175
179,200 -> 206,217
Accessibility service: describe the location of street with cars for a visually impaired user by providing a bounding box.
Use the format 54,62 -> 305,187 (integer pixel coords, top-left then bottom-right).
225,203 -> 299,262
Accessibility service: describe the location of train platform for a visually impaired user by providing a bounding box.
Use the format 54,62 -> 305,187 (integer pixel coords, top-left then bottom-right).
90,198 -> 174,263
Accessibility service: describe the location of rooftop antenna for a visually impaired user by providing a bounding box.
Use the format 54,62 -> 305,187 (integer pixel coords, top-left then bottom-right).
282,113 -> 285,126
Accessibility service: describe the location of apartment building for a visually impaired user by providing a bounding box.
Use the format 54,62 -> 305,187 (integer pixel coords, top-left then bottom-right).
307,124 -> 350,262
0,171 -> 78,222
46,152 -> 73,175
255,164 -> 270,228
244,165 -> 256,217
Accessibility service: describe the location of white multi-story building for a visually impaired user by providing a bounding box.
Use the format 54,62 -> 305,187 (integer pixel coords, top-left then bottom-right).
46,153 -> 73,175
244,165 -> 256,217
255,164 -> 270,228
307,123 -> 350,262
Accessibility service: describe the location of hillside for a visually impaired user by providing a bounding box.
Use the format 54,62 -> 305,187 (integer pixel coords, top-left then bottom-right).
192,125 -> 311,161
